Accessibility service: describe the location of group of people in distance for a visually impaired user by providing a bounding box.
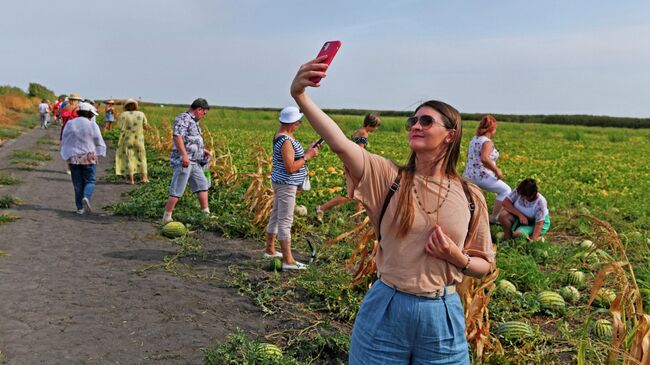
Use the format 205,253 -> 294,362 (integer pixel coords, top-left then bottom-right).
52,52 -> 552,363
56,95 -> 210,215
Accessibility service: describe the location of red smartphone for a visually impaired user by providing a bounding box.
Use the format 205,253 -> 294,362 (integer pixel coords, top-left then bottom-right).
310,40 -> 341,84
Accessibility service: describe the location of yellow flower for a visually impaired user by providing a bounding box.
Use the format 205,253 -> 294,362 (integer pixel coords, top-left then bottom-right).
308,170 -> 315,177
327,167 -> 337,174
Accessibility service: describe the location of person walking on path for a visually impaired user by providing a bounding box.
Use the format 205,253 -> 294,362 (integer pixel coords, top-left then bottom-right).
162,98 -> 213,223
463,115 -> 511,224
38,99 -> 51,129
103,100 -> 116,132
115,99 -> 148,185
315,112 -> 380,220
60,93 -> 83,139
290,56 -> 494,364
264,106 -> 321,270
60,102 -> 106,214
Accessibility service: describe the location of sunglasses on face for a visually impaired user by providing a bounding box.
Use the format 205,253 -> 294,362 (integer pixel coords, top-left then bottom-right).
405,115 -> 447,131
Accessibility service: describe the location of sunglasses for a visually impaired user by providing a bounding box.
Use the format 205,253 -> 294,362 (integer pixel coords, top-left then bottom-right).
405,115 -> 448,131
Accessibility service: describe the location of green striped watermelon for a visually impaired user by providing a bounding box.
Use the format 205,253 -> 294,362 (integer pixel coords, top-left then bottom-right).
593,288 -> 616,308
255,343 -> 283,361
566,270 -> 586,288
592,319 -> 612,339
495,321 -> 534,343
496,280 -> 519,297
559,286 -> 581,304
161,221 -> 187,238
538,291 -> 566,311
579,239 -> 595,249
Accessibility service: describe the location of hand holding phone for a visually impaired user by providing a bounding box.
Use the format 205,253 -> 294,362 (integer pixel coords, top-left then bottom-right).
312,138 -> 325,148
310,41 -> 341,84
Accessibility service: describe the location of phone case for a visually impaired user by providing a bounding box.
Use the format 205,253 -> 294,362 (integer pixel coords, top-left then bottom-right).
310,40 -> 341,84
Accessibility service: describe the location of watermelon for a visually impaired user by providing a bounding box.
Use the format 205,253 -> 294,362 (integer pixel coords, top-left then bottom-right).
559,286 -> 581,304
593,288 -> 616,308
495,321 -> 535,343
269,257 -> 283,272
538,291 -> 566,311
579,239 -> 595,249
496,280 -> 519,297
255,343 -> 283,361
574,251 -> 600,264
294,205 -> 308,217
566,270 -> 586,288
161,221 -> 187,238
592,319 -> 612,339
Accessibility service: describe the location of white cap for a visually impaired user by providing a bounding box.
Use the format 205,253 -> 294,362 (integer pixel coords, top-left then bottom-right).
278,106 -> 303,124
79,102 -> 99,116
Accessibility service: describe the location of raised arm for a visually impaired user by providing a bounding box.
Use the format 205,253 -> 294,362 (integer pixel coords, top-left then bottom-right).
290,56 -> 364,181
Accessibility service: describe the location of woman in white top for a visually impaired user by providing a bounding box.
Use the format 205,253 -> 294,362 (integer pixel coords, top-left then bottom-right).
463,115 -> 511,223
498,178 -> 551,241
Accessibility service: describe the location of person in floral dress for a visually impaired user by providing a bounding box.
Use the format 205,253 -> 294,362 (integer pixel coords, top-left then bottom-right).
115,99 -> 148,185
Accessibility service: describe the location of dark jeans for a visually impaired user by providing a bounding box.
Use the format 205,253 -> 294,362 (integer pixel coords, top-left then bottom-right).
70,164 -> 96,210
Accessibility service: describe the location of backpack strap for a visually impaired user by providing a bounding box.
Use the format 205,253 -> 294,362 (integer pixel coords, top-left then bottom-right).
460,179 -> 476,232
377,172 -> 401,242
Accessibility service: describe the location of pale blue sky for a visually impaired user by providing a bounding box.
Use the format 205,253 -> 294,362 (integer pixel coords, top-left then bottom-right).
2,1 -> 649,117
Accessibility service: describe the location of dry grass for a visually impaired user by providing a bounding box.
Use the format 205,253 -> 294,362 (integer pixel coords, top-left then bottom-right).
242,144 -> 274,227
579,214 -> 649,364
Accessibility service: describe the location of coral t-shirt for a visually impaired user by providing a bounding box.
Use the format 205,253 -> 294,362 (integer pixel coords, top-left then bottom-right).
352,149 -> 495,295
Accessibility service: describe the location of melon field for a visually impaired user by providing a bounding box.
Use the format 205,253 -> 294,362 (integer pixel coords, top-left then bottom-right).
108,104 -> 650,364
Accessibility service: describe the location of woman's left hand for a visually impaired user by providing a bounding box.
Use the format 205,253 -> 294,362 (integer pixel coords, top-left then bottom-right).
424,225 -> 461,263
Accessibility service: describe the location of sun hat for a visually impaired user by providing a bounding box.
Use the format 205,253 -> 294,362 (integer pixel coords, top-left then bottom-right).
279,106 -> 303,124
124,98 -> 138,107
68,93 -> 83,101
107,99 -> 115,104
78,102 -> 99,116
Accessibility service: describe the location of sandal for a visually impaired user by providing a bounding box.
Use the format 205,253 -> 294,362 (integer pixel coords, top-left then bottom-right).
282,261 -> 308,270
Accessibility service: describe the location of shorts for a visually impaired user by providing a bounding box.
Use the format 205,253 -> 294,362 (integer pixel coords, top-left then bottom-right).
104,114 -> 115,122
512,215 -> 551,237
169,162 -> 211,197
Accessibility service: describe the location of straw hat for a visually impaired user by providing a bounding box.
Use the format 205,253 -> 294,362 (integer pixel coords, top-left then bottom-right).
124,99 -> 138,107
68,93 -> 83,101
107,100 -> 115,104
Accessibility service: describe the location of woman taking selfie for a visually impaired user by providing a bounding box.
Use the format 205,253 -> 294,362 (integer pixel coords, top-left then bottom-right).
290,56 -> 494,364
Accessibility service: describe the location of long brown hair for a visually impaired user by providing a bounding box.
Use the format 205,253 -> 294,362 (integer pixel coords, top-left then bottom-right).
392,100 -> 463,238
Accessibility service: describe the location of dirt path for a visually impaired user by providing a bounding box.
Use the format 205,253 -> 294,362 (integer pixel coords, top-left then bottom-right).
0,126 -> 277,364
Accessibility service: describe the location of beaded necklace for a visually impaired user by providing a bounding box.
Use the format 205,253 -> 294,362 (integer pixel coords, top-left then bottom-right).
413,174 -> 451,224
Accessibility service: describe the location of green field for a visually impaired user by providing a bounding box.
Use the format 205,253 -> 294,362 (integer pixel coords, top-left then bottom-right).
113,105 -> 650,364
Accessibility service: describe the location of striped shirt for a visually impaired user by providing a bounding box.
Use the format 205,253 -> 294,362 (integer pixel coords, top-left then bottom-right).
271,135 -> 307,186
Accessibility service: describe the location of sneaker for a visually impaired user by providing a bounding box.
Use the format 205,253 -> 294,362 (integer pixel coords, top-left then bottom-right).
162,216 -> 173,224
263,252 -> 283,259
76,209 -> 84,215
66,170 -> 71,175
282,261 -> 308,270
82,197 -> 92,213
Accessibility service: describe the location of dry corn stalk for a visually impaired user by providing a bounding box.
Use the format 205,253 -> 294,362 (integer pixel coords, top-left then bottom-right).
144,120 -> 173,157
578,214 -> 648,364
324,215 -> 380,286
203,129 -> 238,187
458,266 -> 500,361
242,144 -> 274,227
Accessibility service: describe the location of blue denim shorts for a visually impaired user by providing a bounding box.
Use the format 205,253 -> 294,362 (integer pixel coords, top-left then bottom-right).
349,280 -> 470,365
169,162 -> 211,197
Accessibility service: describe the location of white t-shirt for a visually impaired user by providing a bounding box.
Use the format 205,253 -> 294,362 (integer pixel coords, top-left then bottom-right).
506,190 -> 549,223
38,103 -> 50,114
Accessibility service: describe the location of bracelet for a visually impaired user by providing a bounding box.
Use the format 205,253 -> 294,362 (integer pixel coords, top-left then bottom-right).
461,254 -> 471,273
